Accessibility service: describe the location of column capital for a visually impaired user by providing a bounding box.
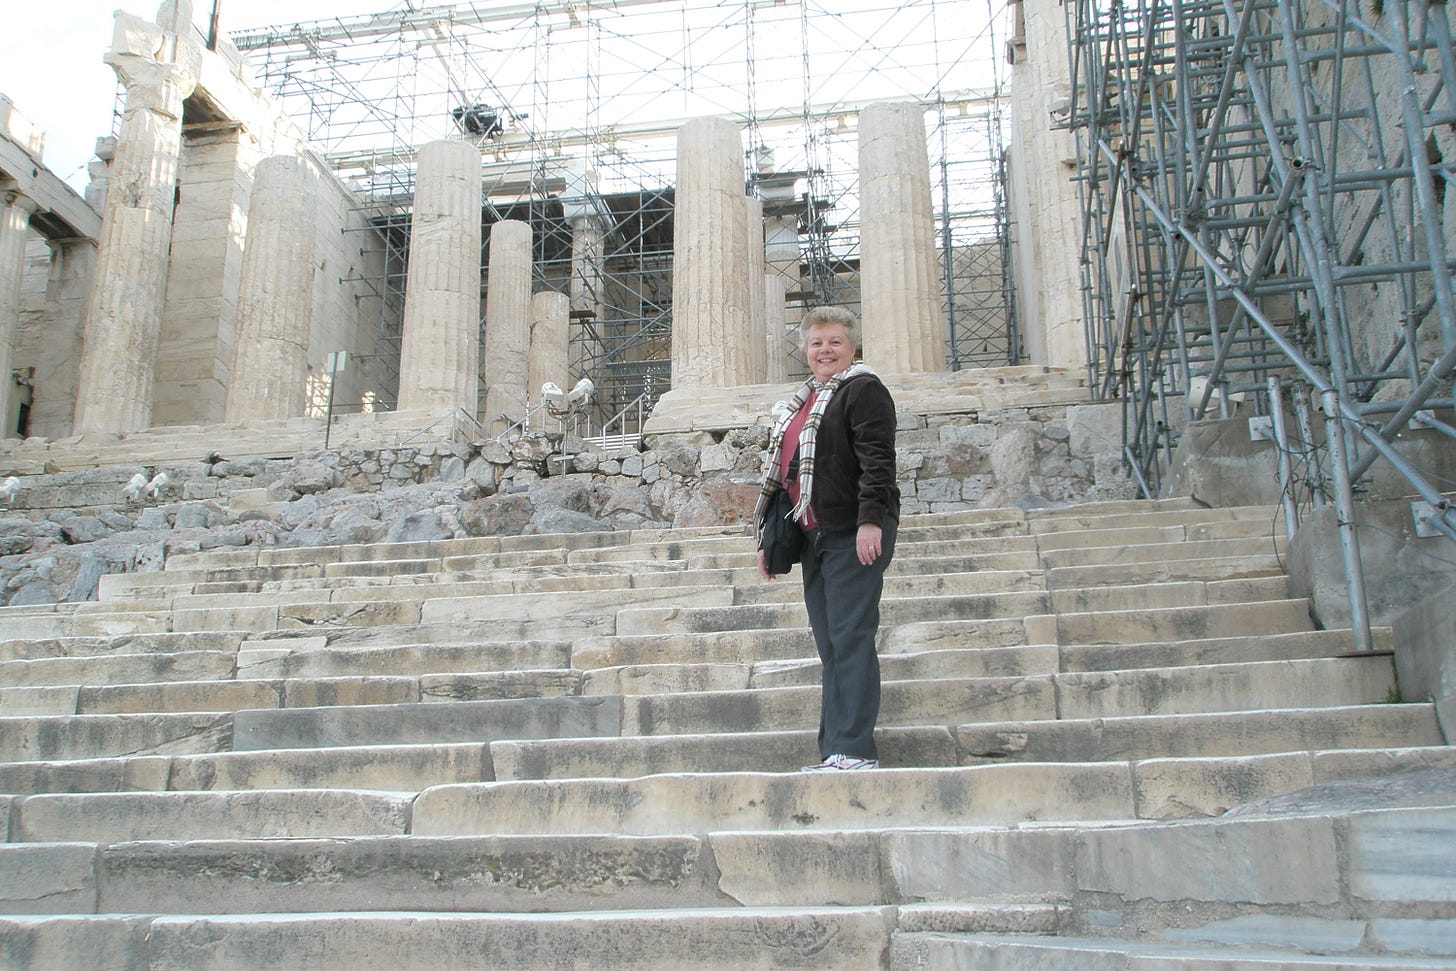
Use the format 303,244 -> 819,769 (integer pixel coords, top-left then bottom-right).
107,54 -> 201,118
106,9 -> 203,116
1,185 -> 38,217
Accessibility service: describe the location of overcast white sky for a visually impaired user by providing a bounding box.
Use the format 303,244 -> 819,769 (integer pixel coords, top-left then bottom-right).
1,0 -> 392,191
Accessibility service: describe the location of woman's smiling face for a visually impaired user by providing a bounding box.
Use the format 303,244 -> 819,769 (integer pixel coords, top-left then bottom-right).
805,322 -> 856,381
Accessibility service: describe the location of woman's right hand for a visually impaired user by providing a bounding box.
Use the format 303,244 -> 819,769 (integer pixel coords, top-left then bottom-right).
756,549 -> 774,579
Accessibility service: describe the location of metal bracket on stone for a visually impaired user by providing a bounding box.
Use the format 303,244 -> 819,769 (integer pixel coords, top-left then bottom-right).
1411,500 -> 1448,539
1247,415 -> 1274,442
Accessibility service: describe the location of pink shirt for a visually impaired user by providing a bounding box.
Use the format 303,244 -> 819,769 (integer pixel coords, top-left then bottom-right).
776,397 -> 818,529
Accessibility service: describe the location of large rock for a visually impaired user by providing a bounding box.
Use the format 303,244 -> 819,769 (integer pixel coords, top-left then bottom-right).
460,493 -> 534,536
271,459 -> 344,498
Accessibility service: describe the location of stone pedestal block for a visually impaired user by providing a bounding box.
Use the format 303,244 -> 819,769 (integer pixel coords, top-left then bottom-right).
225,156 -> 319,423
397,140 -> 483,418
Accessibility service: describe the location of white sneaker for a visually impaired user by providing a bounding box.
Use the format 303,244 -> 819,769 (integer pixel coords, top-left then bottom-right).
800,753 -> 879,772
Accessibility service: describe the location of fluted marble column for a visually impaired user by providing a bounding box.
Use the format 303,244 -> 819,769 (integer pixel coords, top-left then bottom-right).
746,195 -> 767,383
481,219 -> 532,422
0,188 -> 37,437
763,201 -> 801,384
1008,0 -> 1087,367
73,14 -> 200,434
763,272 -> 790,384
858,101 -> 945,373
671,117 -> 753,388
397,139 -> 483,417
569,214 -> 606,371
528,290 -> 571,406
32,239 -> 96,439
224,156 -> 319,423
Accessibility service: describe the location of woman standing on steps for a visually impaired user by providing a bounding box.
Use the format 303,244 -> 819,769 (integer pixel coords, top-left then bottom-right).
753,305 -> 900,772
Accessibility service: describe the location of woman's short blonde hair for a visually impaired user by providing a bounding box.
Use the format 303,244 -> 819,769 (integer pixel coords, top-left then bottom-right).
799,305 -> 861,355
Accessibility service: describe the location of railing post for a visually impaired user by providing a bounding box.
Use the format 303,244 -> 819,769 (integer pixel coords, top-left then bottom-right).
1320,389 -> 1374,655
1267,376 -> 1299,541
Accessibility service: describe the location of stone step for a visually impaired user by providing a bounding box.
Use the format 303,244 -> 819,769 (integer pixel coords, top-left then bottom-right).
8,707 -> 1439,798
1030,515 -> 1281,553
957,703 -> 1443,765
204,652 -> 1396,751
94,545 -> 1049,604
618,589 -> 1309,639
99,542 -> 1290,619
0,726 -> 944,796
0,606 -> 173,640
0,635 -> 583,688
1045,552 -> 1287,589
408,754 -> 1349,838
1029,512 -> 1280,550
0,668 -> 597,717
4,763 -> 1128,843
0,693 -> 621,763
110,502 -> 1275,595
34,774 -> 1448,935
0,907 -> 897,970
731,627 -> 1368,691
568,618 -> 1025,669
926,495 -> 1204,522
615,655 -> 1395,737
492,706 -> 1443,781
0,650 -> 237,691
168,582 -> 734,638
155,564 -> 1051,615
0,711 -> 235,763
117,526 -> 1040,584
2,645 -> 1394,761
118,558 -> 709,602
0,833 -> 726,916
1024,502 -> 1276,535
1048,598 -> 1316,645
0,630 -> 246,662
710,779 -> 1456,907
0,742 -> 495,796
162,567 -> 725,610
894,932 -> 1456,968
1059,627 -> 1391,672
236,636 -> 574,681
1039,534 -> 1284,569
690,546 -> 1046,575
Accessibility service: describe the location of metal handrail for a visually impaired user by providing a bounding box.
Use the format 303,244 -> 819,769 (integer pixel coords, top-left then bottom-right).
491,388 -> 655,450
397,407 -> 483,447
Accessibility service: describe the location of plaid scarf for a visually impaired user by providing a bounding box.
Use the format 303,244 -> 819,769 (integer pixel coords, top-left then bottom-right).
754,362 -> 876,536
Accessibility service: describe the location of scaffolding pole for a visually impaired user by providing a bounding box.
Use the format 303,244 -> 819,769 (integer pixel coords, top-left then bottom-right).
1067,0 -> 1456,639
232,0 -> 1022,435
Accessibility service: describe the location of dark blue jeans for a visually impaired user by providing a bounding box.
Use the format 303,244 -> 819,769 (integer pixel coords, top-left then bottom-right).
800,517 -> 897,760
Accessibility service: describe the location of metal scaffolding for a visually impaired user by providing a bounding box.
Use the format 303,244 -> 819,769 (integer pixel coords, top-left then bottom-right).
230,0 -> 1018,430
1066,0 -> 1456,646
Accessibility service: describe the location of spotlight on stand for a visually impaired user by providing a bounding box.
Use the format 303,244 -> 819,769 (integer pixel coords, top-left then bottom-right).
451,104 -> 527,140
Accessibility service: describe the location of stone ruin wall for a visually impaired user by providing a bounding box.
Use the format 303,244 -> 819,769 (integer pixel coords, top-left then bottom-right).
0,397 -> 1128,607
6,3 -> 390,439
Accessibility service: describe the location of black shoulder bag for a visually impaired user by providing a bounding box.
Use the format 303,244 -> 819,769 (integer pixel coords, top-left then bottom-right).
759,488 -> 803,575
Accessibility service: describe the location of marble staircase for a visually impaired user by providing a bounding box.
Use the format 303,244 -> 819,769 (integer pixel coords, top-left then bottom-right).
1,498 -> 1452,969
